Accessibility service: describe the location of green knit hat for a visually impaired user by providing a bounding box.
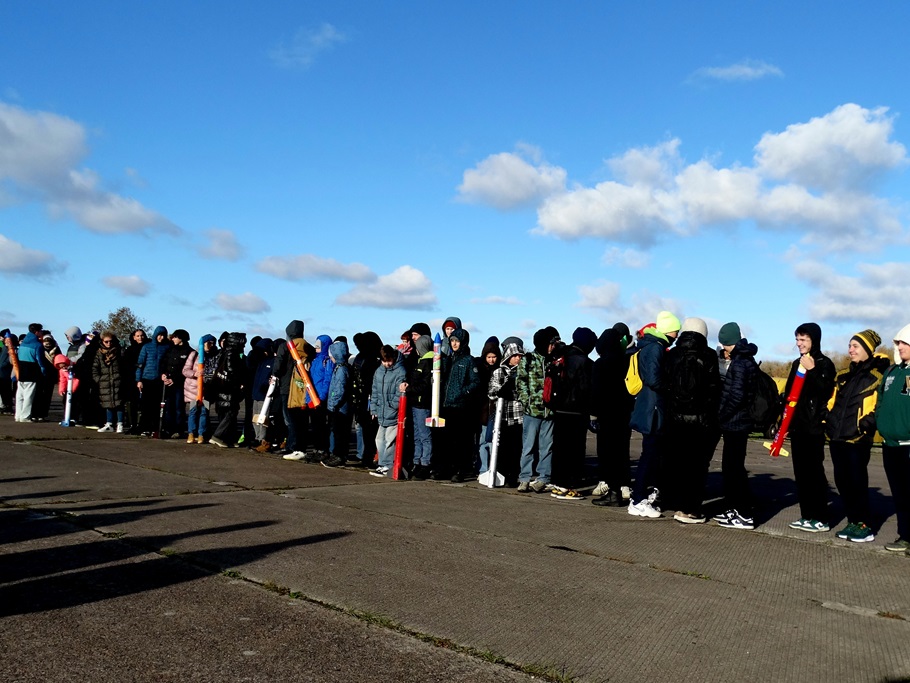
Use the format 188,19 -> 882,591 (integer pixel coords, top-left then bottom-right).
718,322 -> 742,346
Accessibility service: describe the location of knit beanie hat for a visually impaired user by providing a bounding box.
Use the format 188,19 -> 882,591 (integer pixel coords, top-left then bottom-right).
655,311 -> 681,335
572,327 -> 597,354
680,317 -> 708,339
852,329 -> 881,357
894,324 -> 910,347
65,325 -> 83,342
718,322 -> 742,346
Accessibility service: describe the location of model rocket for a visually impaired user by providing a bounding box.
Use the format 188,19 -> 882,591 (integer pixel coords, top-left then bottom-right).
764,363 -> 806,457
287,339 -> 320,409
195,338 -> 205,404
60,367 -> 74,427
425,333 -> 445,427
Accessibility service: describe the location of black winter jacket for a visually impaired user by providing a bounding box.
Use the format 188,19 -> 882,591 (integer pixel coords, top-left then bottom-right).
718,338 -> 759,432
591,328 -> 634,422
825,355 -> 890,443
664,331 -> 721,429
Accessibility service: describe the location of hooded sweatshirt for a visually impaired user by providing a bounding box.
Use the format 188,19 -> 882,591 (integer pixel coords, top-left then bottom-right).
405,334 -> 435,409
784,322 -> 836,436
439,316 -> 462,357
309,334 -> 334,404
327,340 -> 351,414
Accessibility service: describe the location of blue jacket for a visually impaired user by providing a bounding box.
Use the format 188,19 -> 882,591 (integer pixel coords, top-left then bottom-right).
629,330 -> 671,435
309,334 -> 334,404
443,328 -> 480,409
327,340 -> 351,414
371,354 -> 406,427
136,326 -> 172,382
17,332 -> 46,382
250,338 -> 275,401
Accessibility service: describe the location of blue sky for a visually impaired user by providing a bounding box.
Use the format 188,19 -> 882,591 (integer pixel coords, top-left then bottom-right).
2,2 -> 909,359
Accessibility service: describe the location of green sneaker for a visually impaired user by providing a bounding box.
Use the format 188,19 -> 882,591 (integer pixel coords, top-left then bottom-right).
884,538 -> 910,553
789,518 -> 809,530
849,523 -> 874,543
836,522 -> 857,540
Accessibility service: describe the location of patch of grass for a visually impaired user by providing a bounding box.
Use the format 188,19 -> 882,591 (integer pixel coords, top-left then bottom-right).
159,547 -> 178,557
221,569 -> 243,580
521,662 -> 578,683
100,530 -> 126,539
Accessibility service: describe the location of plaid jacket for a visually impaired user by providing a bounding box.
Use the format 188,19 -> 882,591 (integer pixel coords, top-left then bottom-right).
488,364 -> 523,426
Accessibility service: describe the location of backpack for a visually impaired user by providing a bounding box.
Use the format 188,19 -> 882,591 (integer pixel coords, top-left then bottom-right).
350,356 -> 367,410
668,348 -> 712,424
749,365 -> 782,431
624,351 -> 642,395
542,355 -> 565,407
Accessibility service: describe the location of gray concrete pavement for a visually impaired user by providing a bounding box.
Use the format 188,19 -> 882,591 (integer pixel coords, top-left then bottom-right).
2,417 -> 909,682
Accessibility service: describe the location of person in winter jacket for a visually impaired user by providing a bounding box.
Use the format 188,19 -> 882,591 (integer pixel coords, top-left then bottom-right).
590,323 -> 635,507
246,337 -> 274,452
209,332 -> 246,448
876,324 -> 910,556
370,345 -> 407,477
662,317 -> 721,523
785,322 -> 836,533
30,332 -> 60,421
322,340 -> 352,467
516,326 -> 561,492
0,328 -> 13,413
550,327 -> 596,496
628,311 -> 681,518
476,336 -> 501,480
136,326 -> 172,435
439,316 -> 462,358
714,322 -> 760,529
160,329 -> 191,438
271,320 -> 313,459
123,329 -> 147,432
351,331 -> 382,466
92,331 -> 125,433
14,323 -> 46,422
440,328 -> 480,481
402,333 -> 435,479
183,334 -> 218,443
825,329 -> 889,543
308,334 -> 334,454
485,338 -> 524,486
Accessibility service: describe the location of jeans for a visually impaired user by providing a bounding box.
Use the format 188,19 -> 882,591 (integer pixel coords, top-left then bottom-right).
478,416 -> 494,474
187,401 -> 210,437
412,407 -> 433,467
632,432 -> 663,504
375,424 -> 398,469
105,407 -> 124,425
519,415 -> 554,483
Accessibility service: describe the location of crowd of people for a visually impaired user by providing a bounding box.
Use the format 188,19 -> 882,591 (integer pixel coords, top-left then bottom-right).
2,313 -> 909,556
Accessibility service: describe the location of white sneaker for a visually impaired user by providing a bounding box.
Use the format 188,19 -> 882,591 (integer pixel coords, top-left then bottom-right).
115,423 -> 124,433
592,481 -> 610,496
369,466 -> 390,478
97,423 -> 113,433
628,500 -> 662,518
282,451 -> 306,461
620,486 -> 632,501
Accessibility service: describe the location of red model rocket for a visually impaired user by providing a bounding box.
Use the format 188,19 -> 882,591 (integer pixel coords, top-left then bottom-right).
764,363 -> 806,457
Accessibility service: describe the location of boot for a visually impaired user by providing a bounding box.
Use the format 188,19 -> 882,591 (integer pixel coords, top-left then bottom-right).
255,439 -> 271,453
187,434 -> 196,444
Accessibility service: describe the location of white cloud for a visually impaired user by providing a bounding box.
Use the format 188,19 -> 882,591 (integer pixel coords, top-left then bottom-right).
199,228 -> 242,261
102,275 -> 151,297
256,253 -> 375,282
793,260 -> 910,324
270,23 -> 347,69
469,295 -> 524,306
755,104 -> 907,190
689,59 -> 784,82
214,292 -> 272,314
576,281 -> 622,310
602,247 -> 650,269
494,103 -> 909,252
0,102 -> 178,235
457,147 -> 567,209
0,233 -> 62,276
336,265 -> 437,310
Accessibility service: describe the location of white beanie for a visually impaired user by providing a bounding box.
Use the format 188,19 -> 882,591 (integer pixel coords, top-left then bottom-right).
680,317 -> 708,339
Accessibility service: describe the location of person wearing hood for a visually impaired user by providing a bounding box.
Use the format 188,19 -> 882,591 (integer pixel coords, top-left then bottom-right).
402,333 -> 436,480
549,327 -> 597,498
210,332 -> 246,448
370,345 -> 408,477
485,338 -> 525,485
825,329 -> 890,543
183,334 -> 218,444
476,336 -> 501,480
713,322 -> 761,530
322,339 -> 352,468
351,331 -> 383,467
785,322 -> 836,533
272,320 -> 312,460
63,325 -> 91,425
663,317 -> 721,524
439,316 -> 462,358
516,326 -> 561,493
628,311 -> 681,518
875,324 -> 910,556
30,332 -> 61,422
590,323 -> 635,507
308,334 -> 335,456
439,328 -> 480,482
135,325 -> 172,435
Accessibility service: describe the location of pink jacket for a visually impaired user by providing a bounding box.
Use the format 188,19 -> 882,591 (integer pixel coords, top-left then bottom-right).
54,353 -> 80,396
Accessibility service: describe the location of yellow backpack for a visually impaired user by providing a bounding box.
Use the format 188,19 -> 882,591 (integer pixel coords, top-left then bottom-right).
624,351 -> 642,396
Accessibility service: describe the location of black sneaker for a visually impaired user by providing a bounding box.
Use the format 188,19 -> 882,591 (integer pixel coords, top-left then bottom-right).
321,455 -> 345,468
303,451 -> 323,464
592,490 -> 623,507
412,464 -> 429,481
430,470 -> 448,481
717,511 -> 755,530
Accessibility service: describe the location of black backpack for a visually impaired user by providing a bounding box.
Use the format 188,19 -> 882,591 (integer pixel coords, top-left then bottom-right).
668,348 -> 712,424
749,365 -> 782,431
542,355 -> 565,408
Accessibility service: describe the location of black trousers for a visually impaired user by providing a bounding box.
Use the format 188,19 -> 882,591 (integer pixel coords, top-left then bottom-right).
790,432 -> 829,522
829,440 -> 871,524
721,430 -> 752,516
883,445 -> 910,540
